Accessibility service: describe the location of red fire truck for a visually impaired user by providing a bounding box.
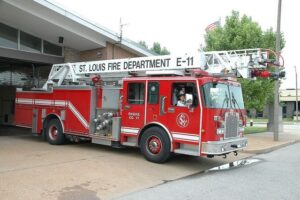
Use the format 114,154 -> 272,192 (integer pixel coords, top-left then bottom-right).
14,49 -> 282,163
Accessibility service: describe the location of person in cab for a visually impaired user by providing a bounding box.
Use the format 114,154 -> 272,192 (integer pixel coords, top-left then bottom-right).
177,94 -> 187,107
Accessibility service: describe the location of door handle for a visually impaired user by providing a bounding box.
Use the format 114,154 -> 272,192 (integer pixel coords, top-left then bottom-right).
124,105 -> 131,110
168,107 -> 175,113
160,96 -> 166,115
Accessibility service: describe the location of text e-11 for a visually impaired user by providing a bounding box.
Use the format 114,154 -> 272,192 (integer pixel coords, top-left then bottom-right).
176,57 -> 194,67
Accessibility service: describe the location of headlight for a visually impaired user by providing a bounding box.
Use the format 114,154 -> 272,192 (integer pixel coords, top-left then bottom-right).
217,128 -> 225,135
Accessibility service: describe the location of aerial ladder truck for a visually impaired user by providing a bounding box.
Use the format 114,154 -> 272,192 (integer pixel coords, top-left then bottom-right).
14,48 -> 284,163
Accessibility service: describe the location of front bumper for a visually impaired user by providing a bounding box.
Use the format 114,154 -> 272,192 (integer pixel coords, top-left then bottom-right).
201,137 -> 248,155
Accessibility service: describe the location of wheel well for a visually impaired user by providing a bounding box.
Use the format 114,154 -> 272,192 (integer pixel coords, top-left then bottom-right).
43,114 -> 64,133
138,124 -> 172,149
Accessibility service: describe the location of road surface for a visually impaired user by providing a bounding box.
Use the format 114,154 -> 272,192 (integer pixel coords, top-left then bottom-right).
118,142 -> 300,200
0,126 -> 250,200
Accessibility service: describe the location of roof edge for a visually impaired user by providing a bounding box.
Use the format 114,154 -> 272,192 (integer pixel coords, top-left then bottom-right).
35,0 -> 156,56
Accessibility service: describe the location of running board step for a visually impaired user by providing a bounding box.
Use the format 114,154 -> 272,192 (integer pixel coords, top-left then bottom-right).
91,137 -> 112,146
122,142 -> 136,147
174,149 -> 199,156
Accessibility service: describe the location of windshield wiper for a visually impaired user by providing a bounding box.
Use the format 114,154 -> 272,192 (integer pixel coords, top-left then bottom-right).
231,92 -> 243,119
219,92 -> 229,116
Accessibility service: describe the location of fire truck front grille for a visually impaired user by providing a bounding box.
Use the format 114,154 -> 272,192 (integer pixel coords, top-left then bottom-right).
224,112 -> 239,139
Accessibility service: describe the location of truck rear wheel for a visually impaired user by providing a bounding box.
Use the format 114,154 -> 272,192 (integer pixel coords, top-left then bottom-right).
140,127 -> 171,163
46,119 -> 65,145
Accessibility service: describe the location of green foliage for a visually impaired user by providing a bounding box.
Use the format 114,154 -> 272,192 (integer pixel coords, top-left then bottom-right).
205,11 -> 285,51
138,41 -> 170,55
139,41 -> 148,49
239,78 -> 274,111
204,11 -> 285,111
151,42 -> 162,54
151,42 -> 170,55
244,126 -> 267,134
160,47 -> 171,55
261,28 -> 285,50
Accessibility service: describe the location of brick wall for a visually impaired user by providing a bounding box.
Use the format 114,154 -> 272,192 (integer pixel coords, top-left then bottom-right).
79,42 -> 139,61
80,48 -> 106,61
105,42 -> 138,59
64,47 -> 80,62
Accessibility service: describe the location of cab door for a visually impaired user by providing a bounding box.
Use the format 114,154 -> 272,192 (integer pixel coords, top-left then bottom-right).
145,80 -> 201,144
121,80 -> 146,141
162,81 -> 201,144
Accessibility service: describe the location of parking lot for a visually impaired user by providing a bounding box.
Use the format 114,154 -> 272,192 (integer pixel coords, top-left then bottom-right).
0,126 -> 251,200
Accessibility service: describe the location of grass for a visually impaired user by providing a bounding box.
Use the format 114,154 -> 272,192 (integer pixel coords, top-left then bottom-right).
244,126 -> 267,134
248,118 -> 296,123
248,118 -> 268,123
283,118 -> 295,122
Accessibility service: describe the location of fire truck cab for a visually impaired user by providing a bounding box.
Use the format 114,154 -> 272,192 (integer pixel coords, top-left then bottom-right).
121,75 -> 247,162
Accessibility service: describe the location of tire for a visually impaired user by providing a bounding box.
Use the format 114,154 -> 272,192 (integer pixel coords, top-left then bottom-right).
140,127 -> 171,163
46,119 -> 65,145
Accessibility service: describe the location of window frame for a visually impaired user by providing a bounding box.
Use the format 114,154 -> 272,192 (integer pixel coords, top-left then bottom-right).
127,82 -> 145,105
20,31 -> 42,53
201,82 -> 245,109
171,82 -> 198,107
0,22 -> 18,50
147,82 -> 159,104
43,40 -> 63,56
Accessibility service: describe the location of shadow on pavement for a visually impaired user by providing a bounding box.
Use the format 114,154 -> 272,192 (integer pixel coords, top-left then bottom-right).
0,125 -> 238,168
0,125 -> 31,136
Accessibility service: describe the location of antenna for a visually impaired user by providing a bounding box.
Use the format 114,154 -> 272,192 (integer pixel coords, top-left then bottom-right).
119,18 -> 129,43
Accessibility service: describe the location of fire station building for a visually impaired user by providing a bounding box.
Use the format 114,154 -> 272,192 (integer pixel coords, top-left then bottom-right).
0,0 -> 154,125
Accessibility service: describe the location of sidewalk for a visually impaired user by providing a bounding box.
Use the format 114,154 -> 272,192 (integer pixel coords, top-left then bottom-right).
243,131 -> 300,154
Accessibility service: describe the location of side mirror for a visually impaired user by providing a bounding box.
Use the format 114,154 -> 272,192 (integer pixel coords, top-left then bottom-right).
185,94 -> 193,107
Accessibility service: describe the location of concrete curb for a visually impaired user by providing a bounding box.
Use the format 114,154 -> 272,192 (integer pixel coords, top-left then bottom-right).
243,140 -> 299,154
246,122 -> 300,125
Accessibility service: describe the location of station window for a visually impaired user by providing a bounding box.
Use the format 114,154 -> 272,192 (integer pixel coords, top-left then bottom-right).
20,31 -> 41,53
127,83 -> 145,104
0,23 -> 18,49
148,82 -> 159,104
43,40 -> 62,56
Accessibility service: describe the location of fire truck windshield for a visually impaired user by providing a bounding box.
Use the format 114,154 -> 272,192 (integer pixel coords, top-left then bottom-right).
202,83 -> 245,109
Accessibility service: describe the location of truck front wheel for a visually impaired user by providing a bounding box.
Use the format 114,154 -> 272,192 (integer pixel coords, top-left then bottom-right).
140,127 -> 171,163
46,119 -> 65,145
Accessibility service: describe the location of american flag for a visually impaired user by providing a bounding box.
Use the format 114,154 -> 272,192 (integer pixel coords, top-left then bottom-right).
205,20 -> 220,32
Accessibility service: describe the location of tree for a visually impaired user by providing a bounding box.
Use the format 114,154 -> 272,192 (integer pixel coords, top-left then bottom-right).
204,11 -> 285,112
151,42 -> 170,55
160,47 -> 171,55
239,78 -> 274,112
139,41 -> 148,49
205,11 -> 285,51
138,41 -> 171,55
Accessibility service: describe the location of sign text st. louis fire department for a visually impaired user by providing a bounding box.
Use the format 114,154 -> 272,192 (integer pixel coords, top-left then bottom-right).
53,54 -> 205,74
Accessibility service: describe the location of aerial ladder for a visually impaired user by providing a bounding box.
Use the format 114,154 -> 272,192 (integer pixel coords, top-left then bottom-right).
42,48 -> 284,90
